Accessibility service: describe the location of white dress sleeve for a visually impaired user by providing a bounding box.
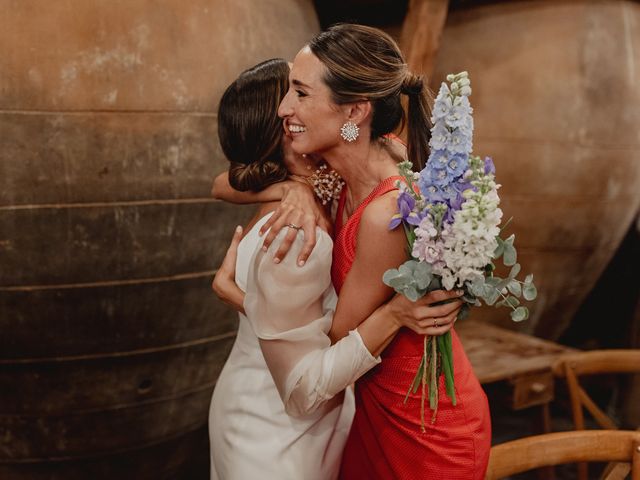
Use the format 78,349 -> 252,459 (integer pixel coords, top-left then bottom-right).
243,227 -> 381,417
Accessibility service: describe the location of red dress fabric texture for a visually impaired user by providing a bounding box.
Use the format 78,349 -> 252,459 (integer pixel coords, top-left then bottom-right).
333,177 -> 492,480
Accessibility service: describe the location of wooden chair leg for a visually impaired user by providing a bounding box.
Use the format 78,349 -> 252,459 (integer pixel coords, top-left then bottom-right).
565,364 -> 588,480
535,403 -> 556,480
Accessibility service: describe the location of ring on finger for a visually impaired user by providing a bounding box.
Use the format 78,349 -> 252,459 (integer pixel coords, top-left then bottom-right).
286,223 -> 302,231
433,319 -> 439,328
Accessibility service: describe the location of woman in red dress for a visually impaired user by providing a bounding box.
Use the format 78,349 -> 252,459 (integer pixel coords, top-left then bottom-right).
266,24 -> 492,479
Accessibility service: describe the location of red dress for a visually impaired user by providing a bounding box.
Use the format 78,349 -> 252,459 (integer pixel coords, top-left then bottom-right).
333,177 -> 491,480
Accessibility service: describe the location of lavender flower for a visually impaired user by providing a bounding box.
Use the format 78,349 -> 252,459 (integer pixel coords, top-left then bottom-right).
389,191 -> 423,229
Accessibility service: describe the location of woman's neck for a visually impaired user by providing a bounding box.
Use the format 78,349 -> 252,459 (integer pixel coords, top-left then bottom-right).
323,139 -> 399,214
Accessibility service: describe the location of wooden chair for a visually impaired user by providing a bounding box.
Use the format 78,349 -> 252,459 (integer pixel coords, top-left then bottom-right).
485,430 -> 640,479
553,350 -> 640,479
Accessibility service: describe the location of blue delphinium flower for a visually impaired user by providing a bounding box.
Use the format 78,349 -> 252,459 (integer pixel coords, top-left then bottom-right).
430,123 -> 451,151
446,153 -> 468,178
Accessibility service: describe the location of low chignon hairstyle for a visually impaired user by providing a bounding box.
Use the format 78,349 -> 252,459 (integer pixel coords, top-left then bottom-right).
218,58 -> 290,191
308,23 -> 431,171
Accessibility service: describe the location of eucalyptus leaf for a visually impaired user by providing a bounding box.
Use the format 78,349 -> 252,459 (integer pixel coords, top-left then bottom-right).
523,283 -> 538,301
404,286 -> 421,302
414,262 -> 434,290
509,263 -> 521,279
398,263 -> 414,277
524,274 -> 534,285
503,244 -> 517,266
504,296 -> 520,308
511,306 -> 529,322
504,233 -> 515,246
483,286 -> 501,306
507,279 -> 522,297
382,269 -> 402,285
493,238 -> 505,258
469,277 -> 485,297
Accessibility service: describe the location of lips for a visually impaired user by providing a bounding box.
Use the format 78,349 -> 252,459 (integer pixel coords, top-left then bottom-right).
284,120 -> 306,136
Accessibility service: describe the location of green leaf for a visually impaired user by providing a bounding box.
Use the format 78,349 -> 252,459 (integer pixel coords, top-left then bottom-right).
524,273 -> 534,285
404,354 -> 426,403
483,286 -> 501,306
438,334 -> 456,405
493,237 -> 505,258
382,269 -> 402,286
523,283 -> 538,301
504,296 -> 521,308
404,286 -> 421,302
503,244 -> 517,266
413,262 -> 434,290
509,263 -> 521,279
507,279 -> 522,296
511,306 -> 529,322
504,233 -> 515,246
469,277 -> 485,297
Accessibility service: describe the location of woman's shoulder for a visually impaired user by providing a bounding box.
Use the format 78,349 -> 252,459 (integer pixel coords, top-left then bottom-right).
360,188 -> 399,231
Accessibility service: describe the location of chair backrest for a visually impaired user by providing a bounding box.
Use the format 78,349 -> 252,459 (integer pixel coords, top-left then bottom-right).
485,430 -> 640,479
553,350 -> 640,430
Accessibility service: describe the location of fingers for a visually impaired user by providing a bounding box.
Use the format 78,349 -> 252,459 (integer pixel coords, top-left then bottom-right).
222,225 -> 242,266
261,208 -> 294,251
409,306 -> 461,335
296,215 -> 318,267
273,227 -> 301,264
212,225 -> 243,291
227,225 -> 243,254
259,208 -> 281,237
414,298 -> 462,318
260,208 -> 320,266
422,288 -> 464,305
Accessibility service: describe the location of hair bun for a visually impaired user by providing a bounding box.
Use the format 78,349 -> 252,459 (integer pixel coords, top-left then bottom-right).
401,73 -> 424,96
228,159 -> 287,192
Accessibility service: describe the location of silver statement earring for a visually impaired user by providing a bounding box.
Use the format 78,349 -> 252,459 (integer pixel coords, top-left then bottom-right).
340,121 -> 359,142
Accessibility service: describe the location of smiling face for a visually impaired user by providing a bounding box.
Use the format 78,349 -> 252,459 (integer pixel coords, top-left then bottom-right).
278,47 -> 348,156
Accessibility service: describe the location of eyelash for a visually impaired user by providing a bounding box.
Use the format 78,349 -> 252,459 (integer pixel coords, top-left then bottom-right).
296,90 -> 307,98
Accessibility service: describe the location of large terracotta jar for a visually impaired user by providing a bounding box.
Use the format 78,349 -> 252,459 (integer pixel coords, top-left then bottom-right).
0,1 -> 319,478
426,0 -> 640,338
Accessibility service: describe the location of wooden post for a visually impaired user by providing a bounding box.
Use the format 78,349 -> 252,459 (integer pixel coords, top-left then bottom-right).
400,0 -> 450,80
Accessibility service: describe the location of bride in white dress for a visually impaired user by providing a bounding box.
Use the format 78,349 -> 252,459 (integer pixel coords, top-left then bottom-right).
208,59 -> 461,480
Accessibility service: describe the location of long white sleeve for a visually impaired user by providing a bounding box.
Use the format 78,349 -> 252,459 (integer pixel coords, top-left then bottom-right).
243,227 -> 380,417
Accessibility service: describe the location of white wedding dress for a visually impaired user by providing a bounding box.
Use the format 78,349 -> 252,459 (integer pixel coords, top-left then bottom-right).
209,213 -> 380,480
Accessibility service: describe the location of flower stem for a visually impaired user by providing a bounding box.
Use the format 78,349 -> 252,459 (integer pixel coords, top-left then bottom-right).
430,336 -> 439,424
421,335 -> 427,432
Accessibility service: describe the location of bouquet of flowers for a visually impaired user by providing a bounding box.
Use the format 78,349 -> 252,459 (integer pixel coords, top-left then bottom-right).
384,72 -> 537,430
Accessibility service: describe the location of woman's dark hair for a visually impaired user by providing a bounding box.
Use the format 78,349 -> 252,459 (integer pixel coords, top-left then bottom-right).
218,58 -> 289,191
309,23 -> 431,170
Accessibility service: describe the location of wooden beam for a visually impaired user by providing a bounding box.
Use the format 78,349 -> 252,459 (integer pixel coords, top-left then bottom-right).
400,0 -> 450,80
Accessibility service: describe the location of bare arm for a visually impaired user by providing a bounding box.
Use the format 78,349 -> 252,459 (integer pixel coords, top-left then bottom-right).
211,199 -> 461,356
211,225 -> 245,314
211,171 -> 294,204
212,171 -> 329,264
329,192 -> 463,348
